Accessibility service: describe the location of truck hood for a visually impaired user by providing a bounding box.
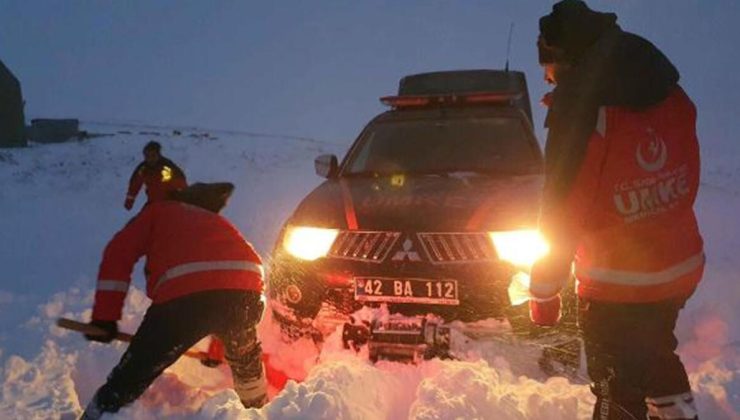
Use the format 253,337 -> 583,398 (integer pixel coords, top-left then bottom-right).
288,173 -> 543,232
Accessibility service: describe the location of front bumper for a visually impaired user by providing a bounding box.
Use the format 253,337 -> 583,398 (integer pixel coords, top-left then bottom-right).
266,248 -> 580,371
267,250 -> 520,333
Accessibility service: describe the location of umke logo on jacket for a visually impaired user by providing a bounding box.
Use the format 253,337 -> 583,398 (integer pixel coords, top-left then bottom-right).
636,129 -> 668,172
613,129 -> 691,223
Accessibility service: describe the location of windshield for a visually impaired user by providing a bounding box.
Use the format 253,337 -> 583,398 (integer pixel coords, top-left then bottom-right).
343,116 -> 539,177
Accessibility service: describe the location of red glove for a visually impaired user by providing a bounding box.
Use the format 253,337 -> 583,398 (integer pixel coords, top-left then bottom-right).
124,197 -> 134,210
529,294 -> 561,327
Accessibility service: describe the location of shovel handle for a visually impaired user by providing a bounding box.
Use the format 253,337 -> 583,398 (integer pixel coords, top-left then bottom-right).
55,317 -> 220,364
56,317 -> 134,341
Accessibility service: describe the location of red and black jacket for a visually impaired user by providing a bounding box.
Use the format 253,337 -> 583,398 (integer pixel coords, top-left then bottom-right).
127,158 -> 187,205
92,201 -> 264,321
532,88 -> 703,303
530,29 -> 704,303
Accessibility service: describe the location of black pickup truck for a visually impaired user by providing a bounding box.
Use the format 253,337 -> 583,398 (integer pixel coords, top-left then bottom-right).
267,70 -> 577,367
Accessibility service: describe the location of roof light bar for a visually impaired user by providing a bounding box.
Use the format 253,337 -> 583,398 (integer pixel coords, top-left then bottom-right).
380,91 -> 521,108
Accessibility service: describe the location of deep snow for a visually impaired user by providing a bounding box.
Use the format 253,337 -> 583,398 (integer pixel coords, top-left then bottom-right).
0,124 -> 737,419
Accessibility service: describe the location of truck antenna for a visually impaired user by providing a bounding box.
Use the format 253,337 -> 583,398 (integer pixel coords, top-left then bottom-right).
505,22 -> 514,71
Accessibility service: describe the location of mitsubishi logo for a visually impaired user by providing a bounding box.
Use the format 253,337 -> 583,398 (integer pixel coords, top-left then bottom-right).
392,237 -> 422,261
636,128 -> 668,172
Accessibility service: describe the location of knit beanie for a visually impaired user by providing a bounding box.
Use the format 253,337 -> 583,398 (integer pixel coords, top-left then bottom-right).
170,182 -> 234,213
538,0 -> 617,64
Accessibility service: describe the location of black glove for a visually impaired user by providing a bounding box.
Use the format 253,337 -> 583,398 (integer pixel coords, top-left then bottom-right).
84,320 -> 119,343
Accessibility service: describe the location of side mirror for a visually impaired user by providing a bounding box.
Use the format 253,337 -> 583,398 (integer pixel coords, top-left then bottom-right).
315,154 -> 339,178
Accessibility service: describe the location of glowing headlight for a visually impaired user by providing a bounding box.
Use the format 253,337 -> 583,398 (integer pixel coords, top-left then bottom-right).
489,229 -> 550,268
282,226 -> 339,261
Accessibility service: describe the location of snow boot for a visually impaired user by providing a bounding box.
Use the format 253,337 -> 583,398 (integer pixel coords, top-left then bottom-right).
234,364 -> 268,409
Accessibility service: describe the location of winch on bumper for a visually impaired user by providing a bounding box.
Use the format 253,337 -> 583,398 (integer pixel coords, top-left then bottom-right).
342,315 -> 451,363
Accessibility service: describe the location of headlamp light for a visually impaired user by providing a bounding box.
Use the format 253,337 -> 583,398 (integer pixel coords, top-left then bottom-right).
489,229 -> 550,268
282,226 -> 339,261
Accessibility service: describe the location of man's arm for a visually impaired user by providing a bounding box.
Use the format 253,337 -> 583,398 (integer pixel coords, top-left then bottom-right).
92,208 -> 154,321
125,163 -> 145,209
529,108 -> 609,325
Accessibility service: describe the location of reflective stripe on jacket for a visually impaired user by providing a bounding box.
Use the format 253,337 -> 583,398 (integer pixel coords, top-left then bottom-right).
92,201 -> 263,321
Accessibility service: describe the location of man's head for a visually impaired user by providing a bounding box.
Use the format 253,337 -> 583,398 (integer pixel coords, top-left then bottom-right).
538,0 -> 617,84
143,141 -> 162,166
169,182 -> 235,213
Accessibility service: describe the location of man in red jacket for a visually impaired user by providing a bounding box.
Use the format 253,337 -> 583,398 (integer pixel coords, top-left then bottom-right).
82,183 -> 267,419
530,1 -> 703,419
125,141 -> 187,210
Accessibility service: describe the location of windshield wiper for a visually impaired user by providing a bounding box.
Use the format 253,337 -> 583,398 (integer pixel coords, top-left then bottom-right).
412,168 -> 516,177
342,170 -> 381,178
343,167 -> 535,178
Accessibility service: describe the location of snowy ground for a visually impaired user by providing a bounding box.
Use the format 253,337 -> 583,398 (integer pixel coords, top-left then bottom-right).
0,124 -> 737,419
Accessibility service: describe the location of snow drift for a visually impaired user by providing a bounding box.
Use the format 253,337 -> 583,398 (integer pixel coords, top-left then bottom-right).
0,124 -> 737,419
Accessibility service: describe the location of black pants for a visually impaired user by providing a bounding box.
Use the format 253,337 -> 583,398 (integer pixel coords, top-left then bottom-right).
84,290 -> 265,418
579,298 -> 697,420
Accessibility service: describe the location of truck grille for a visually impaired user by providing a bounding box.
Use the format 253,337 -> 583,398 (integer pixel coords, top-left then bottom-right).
418,232 -> 496,263
328,231 -> 401,263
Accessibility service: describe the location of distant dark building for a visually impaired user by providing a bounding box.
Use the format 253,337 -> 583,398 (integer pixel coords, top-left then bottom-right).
29,118 -> 80,143
0,59 -> 26,148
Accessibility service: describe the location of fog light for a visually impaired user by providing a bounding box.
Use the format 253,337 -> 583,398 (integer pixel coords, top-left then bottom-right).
285,285 -> 302,304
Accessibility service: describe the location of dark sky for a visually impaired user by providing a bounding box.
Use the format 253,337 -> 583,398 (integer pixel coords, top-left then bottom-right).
2,1 -> 738,150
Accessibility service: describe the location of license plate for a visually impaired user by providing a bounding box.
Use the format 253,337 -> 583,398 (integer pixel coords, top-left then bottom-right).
354,277 -> 459,305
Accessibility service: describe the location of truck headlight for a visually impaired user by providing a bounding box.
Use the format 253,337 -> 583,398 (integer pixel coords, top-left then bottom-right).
283,226 -> 339,261
489,229 -> 549,268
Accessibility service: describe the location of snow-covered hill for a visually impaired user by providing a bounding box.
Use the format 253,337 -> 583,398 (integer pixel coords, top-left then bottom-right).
0,124 -> 737,419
